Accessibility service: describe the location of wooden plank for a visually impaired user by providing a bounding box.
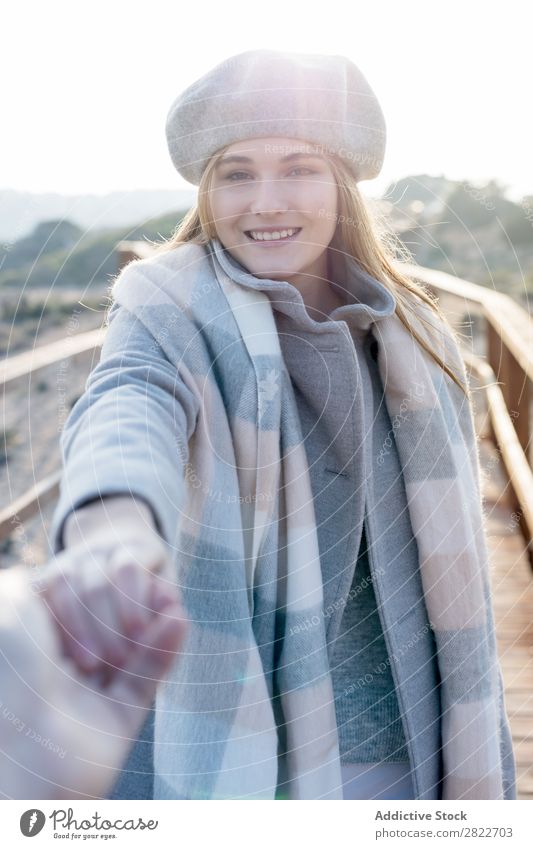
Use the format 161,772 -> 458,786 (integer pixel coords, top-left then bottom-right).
0,471 -> 61,540
462,349 -> 533,566
0,328 -> 105,387
478,420 -> 533,801
404,261 -> 533,382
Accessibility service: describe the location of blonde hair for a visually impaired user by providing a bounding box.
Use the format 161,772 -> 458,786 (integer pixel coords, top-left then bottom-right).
148,146 -> 468,396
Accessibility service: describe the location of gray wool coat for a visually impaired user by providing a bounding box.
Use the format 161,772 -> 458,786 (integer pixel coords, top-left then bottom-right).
49,242 -> 516,801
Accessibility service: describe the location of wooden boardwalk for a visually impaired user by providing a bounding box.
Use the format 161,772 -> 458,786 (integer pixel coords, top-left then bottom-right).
474,382 -> 533,800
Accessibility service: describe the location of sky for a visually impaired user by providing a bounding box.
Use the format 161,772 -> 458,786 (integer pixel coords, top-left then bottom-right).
1,0 -> 531,202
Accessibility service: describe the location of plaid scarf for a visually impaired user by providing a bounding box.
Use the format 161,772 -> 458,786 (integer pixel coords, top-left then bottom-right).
112,237 -> 506,799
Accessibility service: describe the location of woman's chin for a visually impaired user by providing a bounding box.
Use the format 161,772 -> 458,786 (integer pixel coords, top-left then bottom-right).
241,253 -> 303,278
248,265 -> 299,280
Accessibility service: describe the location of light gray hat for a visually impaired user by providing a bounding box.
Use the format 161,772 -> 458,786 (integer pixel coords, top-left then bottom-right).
165,49 -> 386,186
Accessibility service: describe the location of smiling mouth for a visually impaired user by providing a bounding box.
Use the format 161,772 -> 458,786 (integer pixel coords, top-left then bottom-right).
244,227 -> 302,243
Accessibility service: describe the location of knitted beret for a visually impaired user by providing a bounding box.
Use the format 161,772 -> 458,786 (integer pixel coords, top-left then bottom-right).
165,49 -> 386,185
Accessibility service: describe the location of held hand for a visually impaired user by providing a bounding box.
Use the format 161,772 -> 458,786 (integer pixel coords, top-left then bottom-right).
0,565 -> 189,799
39,496 -> 181,677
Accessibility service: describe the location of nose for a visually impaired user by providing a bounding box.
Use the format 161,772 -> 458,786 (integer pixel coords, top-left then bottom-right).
249,176 -> 290,216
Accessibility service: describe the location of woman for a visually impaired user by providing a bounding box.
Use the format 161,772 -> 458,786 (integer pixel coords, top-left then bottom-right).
47,49 -> 516,801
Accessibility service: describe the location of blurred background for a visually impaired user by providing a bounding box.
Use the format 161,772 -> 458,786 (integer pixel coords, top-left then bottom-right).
1,1 -> 532,544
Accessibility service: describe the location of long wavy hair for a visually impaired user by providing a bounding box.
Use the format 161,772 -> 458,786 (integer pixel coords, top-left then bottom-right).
147,145 -> 468,396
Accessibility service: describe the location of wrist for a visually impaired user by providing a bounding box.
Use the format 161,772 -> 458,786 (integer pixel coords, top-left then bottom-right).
62,495 -> 158,549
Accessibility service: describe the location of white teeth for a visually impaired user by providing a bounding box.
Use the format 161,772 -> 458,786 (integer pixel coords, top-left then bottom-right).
248,228 -> 299,241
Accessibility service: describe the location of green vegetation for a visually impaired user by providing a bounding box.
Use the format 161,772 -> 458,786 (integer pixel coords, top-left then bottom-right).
0,210 -> 187,290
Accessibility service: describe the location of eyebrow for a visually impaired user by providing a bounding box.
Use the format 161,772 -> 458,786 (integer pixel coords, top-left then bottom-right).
215,152 -> 325,168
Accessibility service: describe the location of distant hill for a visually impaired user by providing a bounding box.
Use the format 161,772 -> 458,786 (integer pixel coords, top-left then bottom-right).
383,176 -> 533,301
0,188 -> 197,244
382,173 -> 451,217
0,209 -> 189,289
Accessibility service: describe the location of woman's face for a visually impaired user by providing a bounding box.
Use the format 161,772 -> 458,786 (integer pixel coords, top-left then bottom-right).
208,136 -> 339,282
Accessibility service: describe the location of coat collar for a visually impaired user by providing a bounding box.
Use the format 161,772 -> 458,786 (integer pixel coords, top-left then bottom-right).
207,237 -> 396,335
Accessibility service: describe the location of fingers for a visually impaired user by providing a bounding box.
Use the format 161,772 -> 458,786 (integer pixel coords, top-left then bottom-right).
147,569 -> 182,614
39,539 -> 182,676
106,545 -> 160,636
40,556 -> 104,673
106,600 -> 189,711
78,568 -> 131,671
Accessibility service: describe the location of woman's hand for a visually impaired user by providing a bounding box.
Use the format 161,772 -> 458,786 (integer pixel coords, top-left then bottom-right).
39,495 -> 182,678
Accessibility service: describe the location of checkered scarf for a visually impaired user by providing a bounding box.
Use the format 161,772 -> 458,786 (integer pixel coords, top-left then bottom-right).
112,237 -> 506,799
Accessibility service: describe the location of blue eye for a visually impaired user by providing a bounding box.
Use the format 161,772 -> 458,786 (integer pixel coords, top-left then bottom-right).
224,167 -> 316,182
226,171 -> 252,181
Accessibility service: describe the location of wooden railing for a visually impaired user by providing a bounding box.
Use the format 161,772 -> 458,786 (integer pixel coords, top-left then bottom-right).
1,242 -> 532,567
403,262 -> 533,563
